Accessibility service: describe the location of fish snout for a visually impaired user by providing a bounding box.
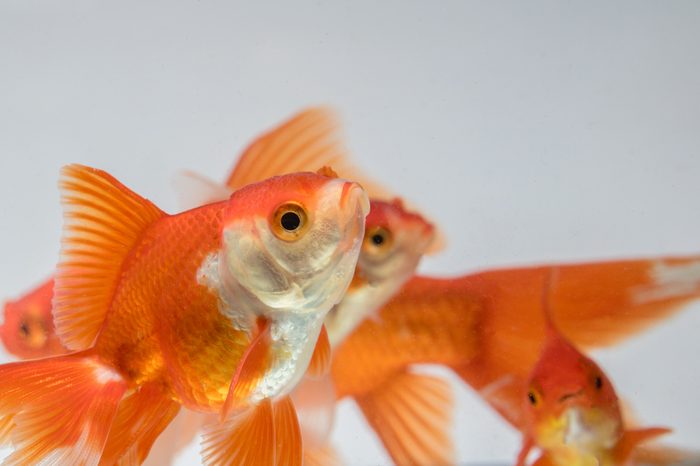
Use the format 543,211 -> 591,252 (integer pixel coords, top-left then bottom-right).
339,181 -> 370,218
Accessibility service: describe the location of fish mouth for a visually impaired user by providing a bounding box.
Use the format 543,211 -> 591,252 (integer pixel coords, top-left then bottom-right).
561,407 -> 620,450
340,181 -> 370,218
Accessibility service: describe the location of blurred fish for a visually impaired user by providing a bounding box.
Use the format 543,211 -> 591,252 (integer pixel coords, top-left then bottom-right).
515,271 -> 672,466
331,256 -> 700,466
0,278 -> 65,359
0,164 -> 369,465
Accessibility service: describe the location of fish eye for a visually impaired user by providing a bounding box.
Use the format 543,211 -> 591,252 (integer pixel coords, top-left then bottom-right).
18,321 -> 30,339
594,376 -> 603,390
271,202 -> 309,241
363,226 -> 393,255
528,391 -> 538,406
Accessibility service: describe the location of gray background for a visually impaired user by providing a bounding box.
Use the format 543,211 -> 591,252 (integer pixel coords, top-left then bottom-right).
1,1 -> 699,464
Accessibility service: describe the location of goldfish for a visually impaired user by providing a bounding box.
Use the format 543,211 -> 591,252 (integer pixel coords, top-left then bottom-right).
0,164 -> 369,465
0,279 -> 65,360
330,256 -> 700,465
0,107 -> 438,465
515,271 -> 672,466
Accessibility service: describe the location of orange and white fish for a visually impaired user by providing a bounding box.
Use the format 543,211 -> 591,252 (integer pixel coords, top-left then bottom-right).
0,164 -> 369,465
0,278 -> 66,360
515,271 -> 672,466
330,256 -> 700,465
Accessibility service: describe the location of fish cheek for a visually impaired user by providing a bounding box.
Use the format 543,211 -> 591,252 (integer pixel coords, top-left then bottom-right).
223,228 -> 291,297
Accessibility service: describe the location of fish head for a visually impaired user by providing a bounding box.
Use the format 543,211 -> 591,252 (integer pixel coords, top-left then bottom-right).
0,282 -> 64,359
355,198 -> 435,290
220,170 -> 369,316
524,331 -> 622,454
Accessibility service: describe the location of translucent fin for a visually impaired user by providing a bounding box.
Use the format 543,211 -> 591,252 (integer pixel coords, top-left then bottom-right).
355,370 -> 454,466
613,427 -> 671,464
291,374 -> 336,448
54,164 -> 165,350
221,320 -> 272,419
306,324 -> 331,377
0,352 -> 127,466
304,445 -> 343,466
99,382 -> 180,466
172,170 -> 232,211
225,108 -> 370,191
143,410 -> 209,466
201,396 -> 301,466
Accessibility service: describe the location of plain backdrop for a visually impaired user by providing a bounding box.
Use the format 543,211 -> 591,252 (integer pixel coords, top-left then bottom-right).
1,2 -> 699,465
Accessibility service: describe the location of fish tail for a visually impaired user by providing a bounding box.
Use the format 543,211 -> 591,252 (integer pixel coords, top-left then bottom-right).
98,381 -> 180,466
201,396 -> 302,466
354,370 -> 454,466
0,351 -> 127,466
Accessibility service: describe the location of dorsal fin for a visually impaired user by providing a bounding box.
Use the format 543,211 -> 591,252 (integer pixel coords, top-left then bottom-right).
224,107 -> 392,200
53,164 -> 165,350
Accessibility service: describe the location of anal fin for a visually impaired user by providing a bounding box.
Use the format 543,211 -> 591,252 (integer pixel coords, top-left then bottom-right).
201,396 -> 301,466
99,382 -> 180,466
355,370 -> 454,466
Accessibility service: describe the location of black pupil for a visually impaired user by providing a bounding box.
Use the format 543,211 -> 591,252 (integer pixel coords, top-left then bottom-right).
280,211 -> 301,231
371,233 -> 385,245
595,376 -> 603,389
19,322 -> 29,338
528,392 -> 536,405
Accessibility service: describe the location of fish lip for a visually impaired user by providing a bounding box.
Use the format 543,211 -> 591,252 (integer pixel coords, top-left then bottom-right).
340,182 -> 370,218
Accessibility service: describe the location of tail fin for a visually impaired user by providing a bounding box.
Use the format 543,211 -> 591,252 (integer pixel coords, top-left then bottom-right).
0,352 -> 127,465
354,370 -> 454,466
454,257 -> 700,429
99,382 -> 180,466
54,164 -> 165,351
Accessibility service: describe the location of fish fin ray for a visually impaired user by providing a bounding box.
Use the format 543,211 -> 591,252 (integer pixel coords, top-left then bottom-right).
221,320 -> 272,419
614,427 -> 672,463
201,396 -> 301,466
355,370 -> 454,466
304,445 -> 343,466
99,382 -> 180,466
54,164 -> 165,350
0,352 -> 126,466
307,324 -> 331,377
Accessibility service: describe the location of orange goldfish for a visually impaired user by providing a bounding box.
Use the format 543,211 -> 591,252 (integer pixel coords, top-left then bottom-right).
515,271 -> 671,466
330,256 -> 700,465
0,164 -> 369,465
0,279 -> 65,359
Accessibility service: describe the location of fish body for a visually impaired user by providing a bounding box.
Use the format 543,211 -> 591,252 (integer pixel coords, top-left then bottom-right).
0,164 -> 369,465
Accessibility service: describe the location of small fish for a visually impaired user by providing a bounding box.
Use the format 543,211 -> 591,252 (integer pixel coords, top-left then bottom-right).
0,164 -> 369,465
515,271 -> 671,466
0,279 -> 66,359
